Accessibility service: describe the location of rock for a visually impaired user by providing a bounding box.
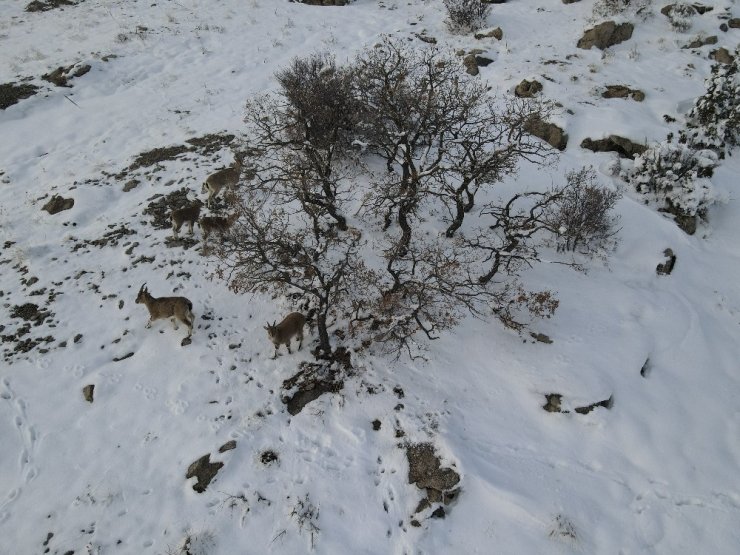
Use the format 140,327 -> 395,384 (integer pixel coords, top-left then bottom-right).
26,0 -> 76,12
82,384 -> 94,403
74,333 -> 83,343
602,85 -> 645,101
656,248 -> 677,275
415,33 -> 437,45
684,35 -> 718,48
563,0 -> 581,3
524,116 -> 568,151
672,211 -> 697,234
720,23 -> 728,32
218,440 -> 237,453
42,195 -> 74,215
406,443 -> 460,512
0,82 -> 40,110
112,352 -> 134,362
577,21 -> 634,50
530,332 -> 553,344
122,179 -> 139,192
475,56 -> 493,67
640,358 -> 651,378
186,454 -> 224,493
474,27 -> 503,40
543,394 -> 562,413
580,135 -> 647,158
574,395 -> 613,414
729,18 -> 740,29
514,79 -> 543,98
260,450 -> 279,464
372,419 -> 381,431
72,64 -> 91,78
294,0 -> 350,4
431,506 -> 446,518
463,54 -> 479,76
691,3 -> 712,15
710,47 -> 734,64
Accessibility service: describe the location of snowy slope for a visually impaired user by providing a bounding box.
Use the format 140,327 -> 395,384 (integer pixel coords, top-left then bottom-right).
1,0 -> 740,554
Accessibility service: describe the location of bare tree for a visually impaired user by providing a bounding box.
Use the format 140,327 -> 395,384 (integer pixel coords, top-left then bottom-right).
214,189 -> 370,356
243,52 -> 362,231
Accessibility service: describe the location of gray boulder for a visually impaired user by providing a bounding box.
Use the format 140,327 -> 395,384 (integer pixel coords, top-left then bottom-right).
577,21 -> 634,50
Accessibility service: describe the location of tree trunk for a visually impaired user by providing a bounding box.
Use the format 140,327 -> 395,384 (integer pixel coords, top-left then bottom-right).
315,306 -> 332,356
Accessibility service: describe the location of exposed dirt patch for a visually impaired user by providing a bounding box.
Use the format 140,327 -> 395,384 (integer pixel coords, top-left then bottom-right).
143,188 -> 196,230
11,303 -> 51,326
26,0 -> 79,12
73,225 -> 136,251
186,133 -> 236,156
406,443 -> 461,515
0,82 -> 40,110
128,145 -> 191,172
124,132 -> 236,174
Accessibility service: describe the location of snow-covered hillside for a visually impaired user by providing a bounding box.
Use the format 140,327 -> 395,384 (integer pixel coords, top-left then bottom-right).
1,1 -> 739,553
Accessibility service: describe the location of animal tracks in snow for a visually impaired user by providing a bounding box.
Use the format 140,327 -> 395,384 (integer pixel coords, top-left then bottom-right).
0,377 -> 40,521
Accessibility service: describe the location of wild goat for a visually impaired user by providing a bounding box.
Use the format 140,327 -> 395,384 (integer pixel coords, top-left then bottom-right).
200,212 -> 238,242
265,312 -> 306,358
202,154 -> 242,208
135,283 -> 194,340
170,201 -> 202,237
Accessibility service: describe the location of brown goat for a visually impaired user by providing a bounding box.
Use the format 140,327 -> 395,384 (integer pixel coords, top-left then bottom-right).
200,212 -> 238,242
202,154 -> 242,208
264,312 -> 306,358
170,201 -> 202,237
135,283 -> 194,340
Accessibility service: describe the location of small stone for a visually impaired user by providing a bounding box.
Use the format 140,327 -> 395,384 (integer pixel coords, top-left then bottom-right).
42,195 -> 74,215
431,506 -> 446,519
710,47 -> 734,64
463,54 -> 479,76
372,419 -> 382,431
515,79 -> 543,98
82,384 -> 94,403
74,333 -> 83,343
543,394 -> 562,413
218,440 -> 237,453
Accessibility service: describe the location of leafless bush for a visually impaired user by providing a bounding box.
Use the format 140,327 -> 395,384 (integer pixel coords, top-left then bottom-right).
546,168 -> 621,254
274,52 -> 361,153
290,494 -> 320,550
592,0 -> 652,20
443,0 -> 491,34
667,3 -> 695,32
